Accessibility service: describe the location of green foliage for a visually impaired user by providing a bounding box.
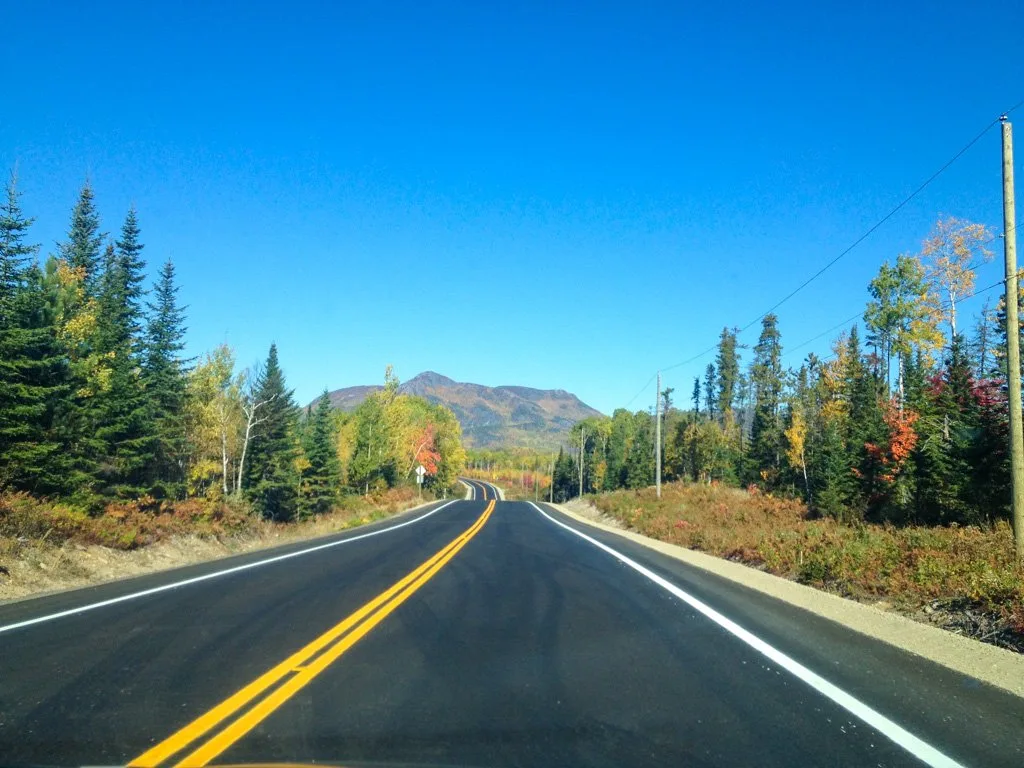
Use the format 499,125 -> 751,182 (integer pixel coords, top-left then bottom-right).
244,344 -> 299,521
572,213 -> 1009,530
143,260 -> 189,496
93,211 -> 155,498
58,182 -> 104,296
749,313 -> 784,485
0,173 -> 469,537
0,178 -> 67,494
715,328 -> 739,418
299,392 -> 341,516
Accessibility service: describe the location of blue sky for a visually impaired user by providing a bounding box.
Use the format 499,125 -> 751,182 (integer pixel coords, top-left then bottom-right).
2,1 -> 1022,414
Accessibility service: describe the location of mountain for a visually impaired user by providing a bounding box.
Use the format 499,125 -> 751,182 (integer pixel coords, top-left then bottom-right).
321,371 -> 603,450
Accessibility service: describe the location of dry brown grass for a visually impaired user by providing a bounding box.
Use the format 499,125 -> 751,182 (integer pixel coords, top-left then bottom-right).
0,487 -> 428,601
590,482 -> 1024,645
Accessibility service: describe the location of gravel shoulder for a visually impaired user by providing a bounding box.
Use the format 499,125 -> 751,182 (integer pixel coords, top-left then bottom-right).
551,497 -> 1024,700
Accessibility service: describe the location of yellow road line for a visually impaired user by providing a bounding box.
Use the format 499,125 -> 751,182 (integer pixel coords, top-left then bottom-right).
130,500 -> 494,768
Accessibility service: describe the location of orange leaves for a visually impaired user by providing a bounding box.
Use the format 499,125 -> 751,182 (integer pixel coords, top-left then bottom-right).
864,397 -> 919,484
410,423 -> 440,476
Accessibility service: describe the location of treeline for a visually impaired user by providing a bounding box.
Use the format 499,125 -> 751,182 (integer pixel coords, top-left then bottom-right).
563,216 -> 1019,526
0,173 -> 465,520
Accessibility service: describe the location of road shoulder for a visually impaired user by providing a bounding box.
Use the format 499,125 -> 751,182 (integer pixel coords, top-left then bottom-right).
547,499 -> 1024,699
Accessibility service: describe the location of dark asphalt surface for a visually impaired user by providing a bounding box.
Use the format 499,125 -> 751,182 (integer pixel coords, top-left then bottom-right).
1,479 -> 1022,767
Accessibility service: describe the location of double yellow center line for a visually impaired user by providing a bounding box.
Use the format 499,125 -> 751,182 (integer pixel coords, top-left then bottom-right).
131,499 -> 496,768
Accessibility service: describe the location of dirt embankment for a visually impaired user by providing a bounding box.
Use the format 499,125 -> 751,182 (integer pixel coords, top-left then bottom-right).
0,491 -> 432,603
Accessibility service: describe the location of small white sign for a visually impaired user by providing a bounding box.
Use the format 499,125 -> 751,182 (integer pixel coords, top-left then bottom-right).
415,464 -> 426,484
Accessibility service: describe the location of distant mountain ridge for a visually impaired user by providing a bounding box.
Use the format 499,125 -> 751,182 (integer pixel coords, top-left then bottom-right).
320,371 -> 603,450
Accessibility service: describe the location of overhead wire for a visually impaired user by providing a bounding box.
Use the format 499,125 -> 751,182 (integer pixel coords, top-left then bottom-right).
620,101 -> 1023,408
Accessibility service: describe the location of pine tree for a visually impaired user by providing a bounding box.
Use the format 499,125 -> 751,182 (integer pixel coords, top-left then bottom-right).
58,182 -> 104,296
93,211 -> 154,497
552,447 -> 577,503
144,260 -> 189,496
749,313 -> 784,485
299,391 -> 341,516
625,412 -> 654,489
244,344 -> 299,520
715,328 -> 739,420
703,363 -> 716,419
0,174 -> 67,492
0,172 -> 35,322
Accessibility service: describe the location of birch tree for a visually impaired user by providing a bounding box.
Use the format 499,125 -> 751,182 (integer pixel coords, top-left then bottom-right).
921,216 -> 993,340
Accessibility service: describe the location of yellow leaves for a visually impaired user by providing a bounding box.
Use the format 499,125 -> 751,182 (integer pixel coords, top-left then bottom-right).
59,296 -> 99,346
784,408 -> 807,471
920,215 -> 995,333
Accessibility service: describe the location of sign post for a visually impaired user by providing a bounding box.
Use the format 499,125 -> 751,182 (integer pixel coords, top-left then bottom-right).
415,464 -> 426,499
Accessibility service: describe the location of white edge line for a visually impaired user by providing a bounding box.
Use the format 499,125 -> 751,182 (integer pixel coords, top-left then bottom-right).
528,502 -> 964,768
0,500 -> 459,636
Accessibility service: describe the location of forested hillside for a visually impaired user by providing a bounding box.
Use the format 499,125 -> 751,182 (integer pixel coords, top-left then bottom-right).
557,216 -> 1017,528
323,371 -> 602,450
0,174 -> 465,528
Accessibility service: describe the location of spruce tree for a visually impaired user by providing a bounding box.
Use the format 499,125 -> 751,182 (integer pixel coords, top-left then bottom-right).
749,313 -> 784,485
58,182 -> 104,296
94,211 -> 154,497
703,363 -> 716,419
551,447 -> 577,503
625,412 -> 655,489
299,391 -> 341,516
144,260 -> 189,496
844,326 -> 887,519
0,174 -> 67,492
715,328 -> 739,420
244,344 -> 299,520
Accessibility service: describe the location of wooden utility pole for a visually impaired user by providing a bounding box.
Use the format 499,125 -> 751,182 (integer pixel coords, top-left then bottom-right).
655,371 -> 662,499
1001,115 -> 1024,560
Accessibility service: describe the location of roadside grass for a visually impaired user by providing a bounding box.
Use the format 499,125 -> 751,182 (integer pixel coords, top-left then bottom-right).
0,486 -> 424,552
589,482 -> 1024,647
0,486 -> 429,600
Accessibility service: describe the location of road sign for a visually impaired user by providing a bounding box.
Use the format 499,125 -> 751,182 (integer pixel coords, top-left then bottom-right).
415,464 -> 426,484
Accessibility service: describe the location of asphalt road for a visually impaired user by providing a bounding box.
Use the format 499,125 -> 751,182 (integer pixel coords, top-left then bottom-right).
1,479 -> 1022,767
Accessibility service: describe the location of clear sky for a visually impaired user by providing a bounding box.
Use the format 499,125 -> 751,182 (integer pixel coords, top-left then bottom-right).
2,1 -> 1022,414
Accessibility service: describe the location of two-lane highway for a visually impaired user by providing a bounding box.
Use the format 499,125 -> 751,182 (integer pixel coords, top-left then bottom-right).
1,483 -> 1022,766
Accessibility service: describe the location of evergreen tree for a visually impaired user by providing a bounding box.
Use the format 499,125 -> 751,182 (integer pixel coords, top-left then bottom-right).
244,343 -> 299,520
299,391 -> 341,516
913,335 -> 984,525
93,212 -> 155,497
715,328 -> 739,420
58,182 -> 104,296
551,447 -> 577,503
0,175 -> 67,492
144,260 -> 189,496
625,412 -> 654,489
810,417 -> 853,520
0,172 -> 35,322
845,327 -> 888,519
691,376 -> 701,419
749,313 -> 784,484
703,363 -> 716,419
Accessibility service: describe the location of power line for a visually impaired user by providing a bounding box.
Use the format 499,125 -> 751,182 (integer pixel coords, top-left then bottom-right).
622,101 -> 1023,410
737,117 -> 1007,334
783,229 -> 1008,359
806,275 -> 1010,367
